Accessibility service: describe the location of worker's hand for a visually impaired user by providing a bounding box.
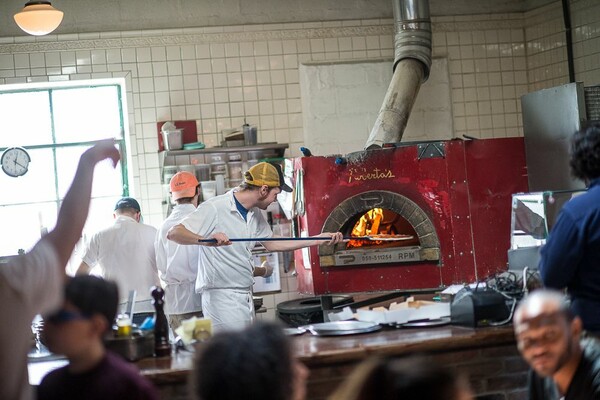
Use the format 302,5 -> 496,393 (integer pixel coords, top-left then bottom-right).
317,232 -> 345,245
260,260 -> 274,278
209,232 -> 231,246
81,138 -> 120,168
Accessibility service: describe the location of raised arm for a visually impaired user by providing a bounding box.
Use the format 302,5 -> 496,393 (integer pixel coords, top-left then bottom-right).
43,140 -> 120,274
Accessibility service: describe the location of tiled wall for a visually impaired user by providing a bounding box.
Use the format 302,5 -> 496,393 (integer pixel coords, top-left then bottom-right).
525,0 -> 600,91
0,0 -> 599,320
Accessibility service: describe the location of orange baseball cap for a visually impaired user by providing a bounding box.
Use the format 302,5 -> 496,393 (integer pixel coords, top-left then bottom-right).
244,162 -> 292,192
170,171 -> 199,200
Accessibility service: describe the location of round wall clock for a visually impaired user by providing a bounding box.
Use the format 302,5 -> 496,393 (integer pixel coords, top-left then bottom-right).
1,147 -> 31,177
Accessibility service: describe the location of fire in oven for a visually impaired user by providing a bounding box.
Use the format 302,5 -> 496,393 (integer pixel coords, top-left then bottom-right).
292,138 -> 529,295
319,191 -> 440,267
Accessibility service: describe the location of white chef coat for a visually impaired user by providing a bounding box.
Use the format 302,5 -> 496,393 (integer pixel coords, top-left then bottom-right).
82,215 -> 160,313
155,203 -> 202,315
181,190 -> 272,291
181,190 -> 272,332
0,240 -> 62,400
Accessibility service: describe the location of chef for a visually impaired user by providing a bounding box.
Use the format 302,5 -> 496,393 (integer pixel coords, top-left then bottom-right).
167,162 -> 344,333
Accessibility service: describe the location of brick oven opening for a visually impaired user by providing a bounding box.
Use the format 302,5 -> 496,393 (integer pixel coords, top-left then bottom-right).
345,207 -> 420,249
318,191 -> 441,267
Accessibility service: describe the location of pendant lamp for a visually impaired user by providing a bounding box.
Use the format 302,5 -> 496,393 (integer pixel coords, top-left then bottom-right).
14,1 -> 64,36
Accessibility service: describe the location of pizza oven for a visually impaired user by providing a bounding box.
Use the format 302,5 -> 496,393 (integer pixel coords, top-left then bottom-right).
292,138 -> 529,295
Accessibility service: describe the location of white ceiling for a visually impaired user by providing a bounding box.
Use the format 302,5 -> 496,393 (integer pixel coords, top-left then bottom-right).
2,0 -> 557,38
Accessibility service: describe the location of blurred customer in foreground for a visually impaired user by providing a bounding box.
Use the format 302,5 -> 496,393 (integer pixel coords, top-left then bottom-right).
0,140 -> 119,400
513,289 -> 600,400
38,275 -> 158,400
77,196 -> 160,325
328,355 -> 473,400
191,321 -> 309,400
155,171 -> 203,336
539,122 -> 600,333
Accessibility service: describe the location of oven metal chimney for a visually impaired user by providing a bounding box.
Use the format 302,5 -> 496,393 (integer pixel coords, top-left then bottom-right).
365,0 -> 432,149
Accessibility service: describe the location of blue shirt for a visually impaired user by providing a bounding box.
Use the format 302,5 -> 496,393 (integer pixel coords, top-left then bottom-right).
539,178 -> 600,332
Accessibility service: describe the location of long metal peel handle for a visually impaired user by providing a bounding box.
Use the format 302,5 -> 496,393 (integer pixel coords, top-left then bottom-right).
197,236 -> 374,243
198,236 -> 346,243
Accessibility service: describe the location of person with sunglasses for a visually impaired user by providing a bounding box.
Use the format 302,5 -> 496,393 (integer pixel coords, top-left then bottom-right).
513,289 -> 600,400
0,140 -> 119,400
37,275 -> 158,400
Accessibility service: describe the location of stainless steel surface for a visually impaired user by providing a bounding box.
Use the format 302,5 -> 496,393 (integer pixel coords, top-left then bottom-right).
521,82 -> 587,191
104,332 -> 155,361
334,246 -> 422,266
302,321 -> 382,336
365,0 -> 432,149
584,85 -> 600,121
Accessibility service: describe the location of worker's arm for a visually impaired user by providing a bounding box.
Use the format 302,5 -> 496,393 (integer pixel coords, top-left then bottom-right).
167,224 -> 231,246
76,261 -> 91,275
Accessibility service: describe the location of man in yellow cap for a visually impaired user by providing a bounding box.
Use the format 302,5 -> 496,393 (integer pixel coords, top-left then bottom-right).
168,162 -> 343,333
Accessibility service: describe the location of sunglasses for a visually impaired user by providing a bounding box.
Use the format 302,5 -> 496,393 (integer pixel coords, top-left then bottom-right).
46,309 -> 91,324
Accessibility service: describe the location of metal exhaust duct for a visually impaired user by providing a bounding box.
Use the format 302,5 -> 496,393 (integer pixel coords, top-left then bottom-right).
365,0 -> 432,149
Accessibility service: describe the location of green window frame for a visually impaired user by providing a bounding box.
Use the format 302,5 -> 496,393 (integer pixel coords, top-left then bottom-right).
0,80 -> 129,257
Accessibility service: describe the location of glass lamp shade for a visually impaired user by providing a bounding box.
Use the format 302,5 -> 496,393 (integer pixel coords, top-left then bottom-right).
14,1 -> 64,36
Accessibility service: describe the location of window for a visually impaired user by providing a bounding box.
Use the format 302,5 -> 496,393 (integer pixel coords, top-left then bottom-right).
0,80 -> 129,258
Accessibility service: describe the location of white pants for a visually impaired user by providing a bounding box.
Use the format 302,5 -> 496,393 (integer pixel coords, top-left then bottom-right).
202,288 -> 254,334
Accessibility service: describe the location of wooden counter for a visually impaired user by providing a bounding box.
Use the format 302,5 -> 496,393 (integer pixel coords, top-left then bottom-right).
293,324 -> 516,365
29,325 -> 527,400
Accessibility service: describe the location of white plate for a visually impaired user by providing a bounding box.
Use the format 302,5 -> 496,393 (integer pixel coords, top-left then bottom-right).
302,320 -> 381,336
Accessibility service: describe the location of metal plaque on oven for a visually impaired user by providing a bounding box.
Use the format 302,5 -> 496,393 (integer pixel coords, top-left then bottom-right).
334,246 -> 421,266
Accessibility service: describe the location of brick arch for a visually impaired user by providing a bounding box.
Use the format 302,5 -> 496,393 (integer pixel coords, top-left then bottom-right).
318,190 -> 440,264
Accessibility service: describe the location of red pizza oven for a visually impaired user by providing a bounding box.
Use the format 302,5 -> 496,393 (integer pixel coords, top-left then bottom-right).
292,137 -> 528,295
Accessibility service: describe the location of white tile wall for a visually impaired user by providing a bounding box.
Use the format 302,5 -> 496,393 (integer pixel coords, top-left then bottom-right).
0,3 -> 599,320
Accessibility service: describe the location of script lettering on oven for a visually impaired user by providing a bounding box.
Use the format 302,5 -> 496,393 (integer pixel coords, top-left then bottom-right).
348,167 -> 396,183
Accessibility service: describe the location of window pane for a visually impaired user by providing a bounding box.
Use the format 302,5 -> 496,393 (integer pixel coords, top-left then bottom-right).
0,202 -> 57,255
52,86 -> 123,143
0,148 -> 57,205
56,145 -> 123,198
0,91 -> 53,146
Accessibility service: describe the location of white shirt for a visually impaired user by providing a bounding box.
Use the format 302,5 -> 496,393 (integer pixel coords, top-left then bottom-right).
82,215 -> 160,313
0,240 -> 62,400
155,203 -> 202,315
181,190 -> 272,291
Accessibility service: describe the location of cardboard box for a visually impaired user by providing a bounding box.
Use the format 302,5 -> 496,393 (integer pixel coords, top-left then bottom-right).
356,298 -> 450,324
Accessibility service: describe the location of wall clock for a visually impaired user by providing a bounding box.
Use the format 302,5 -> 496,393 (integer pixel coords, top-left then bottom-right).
1,147 -> 31,177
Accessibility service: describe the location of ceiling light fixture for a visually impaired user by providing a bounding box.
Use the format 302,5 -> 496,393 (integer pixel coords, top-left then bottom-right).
14,1 -> 64,36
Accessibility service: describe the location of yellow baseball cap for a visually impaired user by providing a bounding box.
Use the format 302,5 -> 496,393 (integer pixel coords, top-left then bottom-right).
244,162 -> 292,192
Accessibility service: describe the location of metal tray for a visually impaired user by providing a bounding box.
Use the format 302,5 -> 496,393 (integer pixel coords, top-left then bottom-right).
302,321 -> 381,336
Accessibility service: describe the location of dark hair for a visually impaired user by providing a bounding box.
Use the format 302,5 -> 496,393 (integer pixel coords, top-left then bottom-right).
329,356 -> 467,400
65,275 -> 119,329
192,322 -> 294,400
570,122 -> 600,181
